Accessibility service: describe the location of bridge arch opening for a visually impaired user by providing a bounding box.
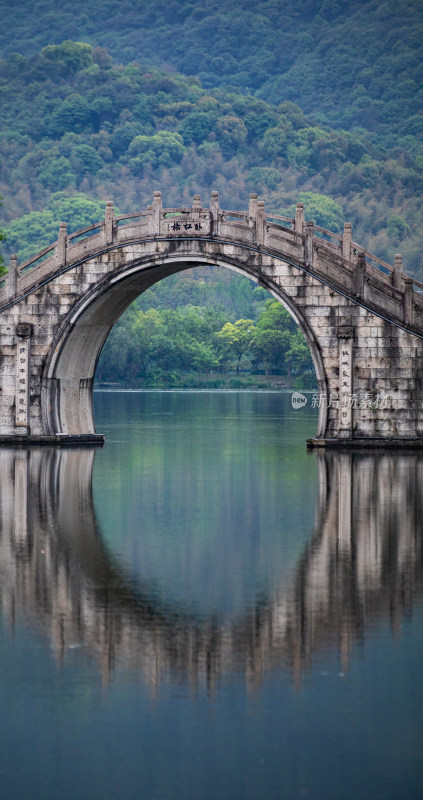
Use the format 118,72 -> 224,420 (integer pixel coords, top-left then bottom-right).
41,254 -> 328,438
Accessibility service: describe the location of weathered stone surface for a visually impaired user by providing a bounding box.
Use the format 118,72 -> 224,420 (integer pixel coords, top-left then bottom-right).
0,192 -> 422,444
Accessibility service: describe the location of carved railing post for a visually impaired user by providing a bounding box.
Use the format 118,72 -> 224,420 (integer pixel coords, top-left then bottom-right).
403,277 -> 414,325
304,220 -> 314,267
342,223 -> 352,260
392,253 -> 403,290
104,200 -> 114,245
192,194 -> 201,223
249,193 -> 257,226
152,191 -> 162,234
6,254 -> 18,299
355,251 -> 366,298
56,222 -> 67,267
210,190 -> 219,235
255,200 -> 265,245
295,203 -> 304,233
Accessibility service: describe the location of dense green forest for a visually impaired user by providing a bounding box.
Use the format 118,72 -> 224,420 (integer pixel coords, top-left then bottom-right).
0,1 -> 421,387
1,0 -> 421,139
1,36 -> 422,270
97,289 -> 314,389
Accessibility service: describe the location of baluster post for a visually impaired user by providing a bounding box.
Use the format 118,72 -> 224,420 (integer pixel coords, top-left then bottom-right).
295,202 -> 304,233
403,277 -> 414,325
355,251 -> 366,298
392,253 -> 403,290
255,200 -> 265,245
105,200 -> 114,245
192,194 -> 201,224
342,223 -> 352,260
56,222 -> 67,267
210,190 -> 219,235
6,254 -> 18,298
249,193 -> 258,226
304,220 -> 314,267
152,191 -> 162,234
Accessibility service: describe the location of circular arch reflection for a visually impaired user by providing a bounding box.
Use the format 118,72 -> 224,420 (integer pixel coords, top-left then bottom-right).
0,446 -> 422,690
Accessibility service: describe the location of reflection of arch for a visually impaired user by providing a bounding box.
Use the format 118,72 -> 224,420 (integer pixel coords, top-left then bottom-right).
1,447 -> 422,690
41,254 -> 327,438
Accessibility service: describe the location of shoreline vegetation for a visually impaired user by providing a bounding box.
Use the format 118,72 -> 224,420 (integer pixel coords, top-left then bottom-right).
95,373 -> 315,391
95,284 -> 317,391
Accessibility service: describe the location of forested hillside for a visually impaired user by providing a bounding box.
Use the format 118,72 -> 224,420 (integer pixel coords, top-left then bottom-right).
1,0 -> 421,139
1,40 -> 421,272
0,1 -> 421,387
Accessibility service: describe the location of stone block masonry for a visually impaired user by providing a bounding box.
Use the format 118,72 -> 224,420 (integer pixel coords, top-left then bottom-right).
0,191 -> 422,447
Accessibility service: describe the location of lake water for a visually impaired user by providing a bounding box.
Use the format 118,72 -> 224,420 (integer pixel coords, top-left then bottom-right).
0,391 -> 422,800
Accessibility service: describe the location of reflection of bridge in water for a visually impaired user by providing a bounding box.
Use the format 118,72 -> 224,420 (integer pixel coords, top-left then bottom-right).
0,447 -> 422,691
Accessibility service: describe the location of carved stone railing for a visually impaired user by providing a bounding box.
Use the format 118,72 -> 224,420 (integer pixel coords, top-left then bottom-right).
1,190 -> 422,335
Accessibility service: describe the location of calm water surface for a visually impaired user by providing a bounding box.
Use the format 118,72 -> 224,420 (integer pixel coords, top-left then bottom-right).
0,391 -> 422,800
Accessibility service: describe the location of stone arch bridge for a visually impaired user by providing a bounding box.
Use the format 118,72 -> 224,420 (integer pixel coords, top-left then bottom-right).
1,191 -> 423,446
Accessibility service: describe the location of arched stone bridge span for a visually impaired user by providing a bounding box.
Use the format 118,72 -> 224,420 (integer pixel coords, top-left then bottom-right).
1,191 -> 423,445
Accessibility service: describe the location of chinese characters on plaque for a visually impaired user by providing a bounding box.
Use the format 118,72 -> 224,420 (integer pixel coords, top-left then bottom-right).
338,337 -> 353,432
15,326 -> 31,428
165,216 -> 210,235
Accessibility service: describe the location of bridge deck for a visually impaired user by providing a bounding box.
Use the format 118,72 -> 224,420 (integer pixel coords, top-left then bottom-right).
2,192 -> 422,338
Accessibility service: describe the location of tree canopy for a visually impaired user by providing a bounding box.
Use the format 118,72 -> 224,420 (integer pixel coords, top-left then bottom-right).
96,295 -> 315,388
1,38 -> 422,275
5,193 -> 119,263
0,1 -> 421,143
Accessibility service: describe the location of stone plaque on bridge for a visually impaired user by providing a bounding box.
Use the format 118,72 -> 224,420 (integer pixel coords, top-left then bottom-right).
15,324 -> 31,428
338,334 -> 353,436
163,213 -> 211,236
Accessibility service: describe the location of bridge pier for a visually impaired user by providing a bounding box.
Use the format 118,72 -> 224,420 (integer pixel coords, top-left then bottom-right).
1,192 -> 423,447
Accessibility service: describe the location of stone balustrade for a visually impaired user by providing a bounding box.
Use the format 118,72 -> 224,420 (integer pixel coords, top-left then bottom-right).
2,191 -> 421,337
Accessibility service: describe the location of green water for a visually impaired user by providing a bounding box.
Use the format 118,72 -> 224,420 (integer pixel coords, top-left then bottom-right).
92,391 -> 318,619
0,391 -> 422,800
